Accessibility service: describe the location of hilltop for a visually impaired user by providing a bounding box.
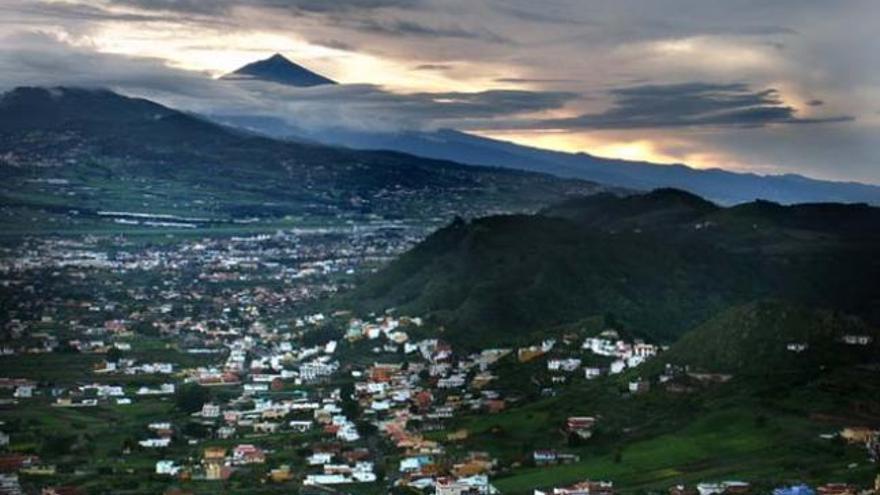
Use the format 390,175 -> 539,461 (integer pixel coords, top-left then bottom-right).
221,53 -> 336,87
344,189 -> 880,347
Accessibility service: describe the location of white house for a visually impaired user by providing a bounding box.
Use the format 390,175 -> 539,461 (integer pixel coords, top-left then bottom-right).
786,343 -> 809,353
548,359 -> 582,372
155,460 -> 179,475
308,452 -> 334,465
842,335 -> 873,345
13,386 -> 33,398
584,367 -> 602,380
201,403 -> 221,418
609,360 -> 626,374
139,438 -> 171,448
304,474 -> 348,485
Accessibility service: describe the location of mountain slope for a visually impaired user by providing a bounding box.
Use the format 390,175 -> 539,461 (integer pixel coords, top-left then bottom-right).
656,301 -> 879,375
282,127 -> 880,206
221,53 -> 336,87
344,190 -> 880,347
445,300 -> 880,493
0,87 -> 604,230
209,54 -> 880,205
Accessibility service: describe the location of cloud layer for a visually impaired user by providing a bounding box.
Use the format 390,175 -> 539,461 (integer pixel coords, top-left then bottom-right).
479,83 -> 854,131
0,0 -> 877,183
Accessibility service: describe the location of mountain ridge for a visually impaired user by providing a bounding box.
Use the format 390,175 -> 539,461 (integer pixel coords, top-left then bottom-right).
0,86 -> 605,228
299,127 -> 880,206
343,189 -> 880,347
162,52 -> 880,206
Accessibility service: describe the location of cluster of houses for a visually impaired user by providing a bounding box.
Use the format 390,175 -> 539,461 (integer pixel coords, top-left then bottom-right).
345,314 -> 423,344
94,359 -> 174,375
1,307 -> 664,493
580,330 -> 661,375
514,330 -> 663,386
771,481 -> 880,495
535,478 -> 880,495
2,378 -> 179,408
786,334 -> 875,354
839,427 -> 880,463
535,480 -> 615,495
347,338 -> 512,493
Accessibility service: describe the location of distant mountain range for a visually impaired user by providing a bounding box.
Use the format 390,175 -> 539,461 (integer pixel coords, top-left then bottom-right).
311,128 -> 880,206
217,55 -> 880,206
0,86 -> 602,231
344,188 -> 880,348
221,53 -> 336,87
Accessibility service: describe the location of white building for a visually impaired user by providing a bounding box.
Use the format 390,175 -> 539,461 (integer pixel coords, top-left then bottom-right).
139,438 -> 171,448
842,335 -> 873,345
584,367 -> 602,380
609,360 -> 626,374
13,386 -> 33,398
201,403 -> 221,418
308,452 -> 334,465
155,460 -> 179,475
548,359 -> 582,372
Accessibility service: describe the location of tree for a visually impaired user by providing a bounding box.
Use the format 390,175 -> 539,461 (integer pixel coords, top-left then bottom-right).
182,421 -> 209,439
106,346 -> 123,362
174,383 -> 210,414
41,433 -> 77,457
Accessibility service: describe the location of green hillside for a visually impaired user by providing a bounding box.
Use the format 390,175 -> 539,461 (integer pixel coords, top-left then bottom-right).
425,302 -> 880,493
655,301 -> 880,375
344,190 -> 880,347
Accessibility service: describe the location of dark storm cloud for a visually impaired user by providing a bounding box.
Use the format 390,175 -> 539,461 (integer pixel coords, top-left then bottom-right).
413,64 -> 453,71
105,0 -> 507,43
492,3 -> 592,26
329,17 -> 511,43
0,0 -> 234,33
494,77 -> 577,84
0,33 -> 575,133
0,32 -> 223,98
5,2 -> 163,23
400,88 -> 575,116
107,0 -> 420,15
231,82 -> 577,130
489,83 -> 853,130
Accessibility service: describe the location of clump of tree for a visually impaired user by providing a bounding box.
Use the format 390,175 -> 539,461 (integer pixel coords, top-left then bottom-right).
174,383 -> 211,414
41,433 -> 77,457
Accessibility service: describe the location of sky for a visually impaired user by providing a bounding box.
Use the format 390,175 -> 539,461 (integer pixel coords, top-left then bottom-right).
0,0 -> 878,184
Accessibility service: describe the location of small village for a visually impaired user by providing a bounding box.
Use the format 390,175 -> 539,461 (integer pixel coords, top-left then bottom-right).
2,298 -> 879,494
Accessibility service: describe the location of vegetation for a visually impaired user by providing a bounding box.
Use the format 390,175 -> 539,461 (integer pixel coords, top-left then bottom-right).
346,189 -> 880,347
423,302 -> 880,494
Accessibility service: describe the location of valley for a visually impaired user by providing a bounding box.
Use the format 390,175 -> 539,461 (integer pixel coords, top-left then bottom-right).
1,181 -> 878,494
0,87 -> 878,495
